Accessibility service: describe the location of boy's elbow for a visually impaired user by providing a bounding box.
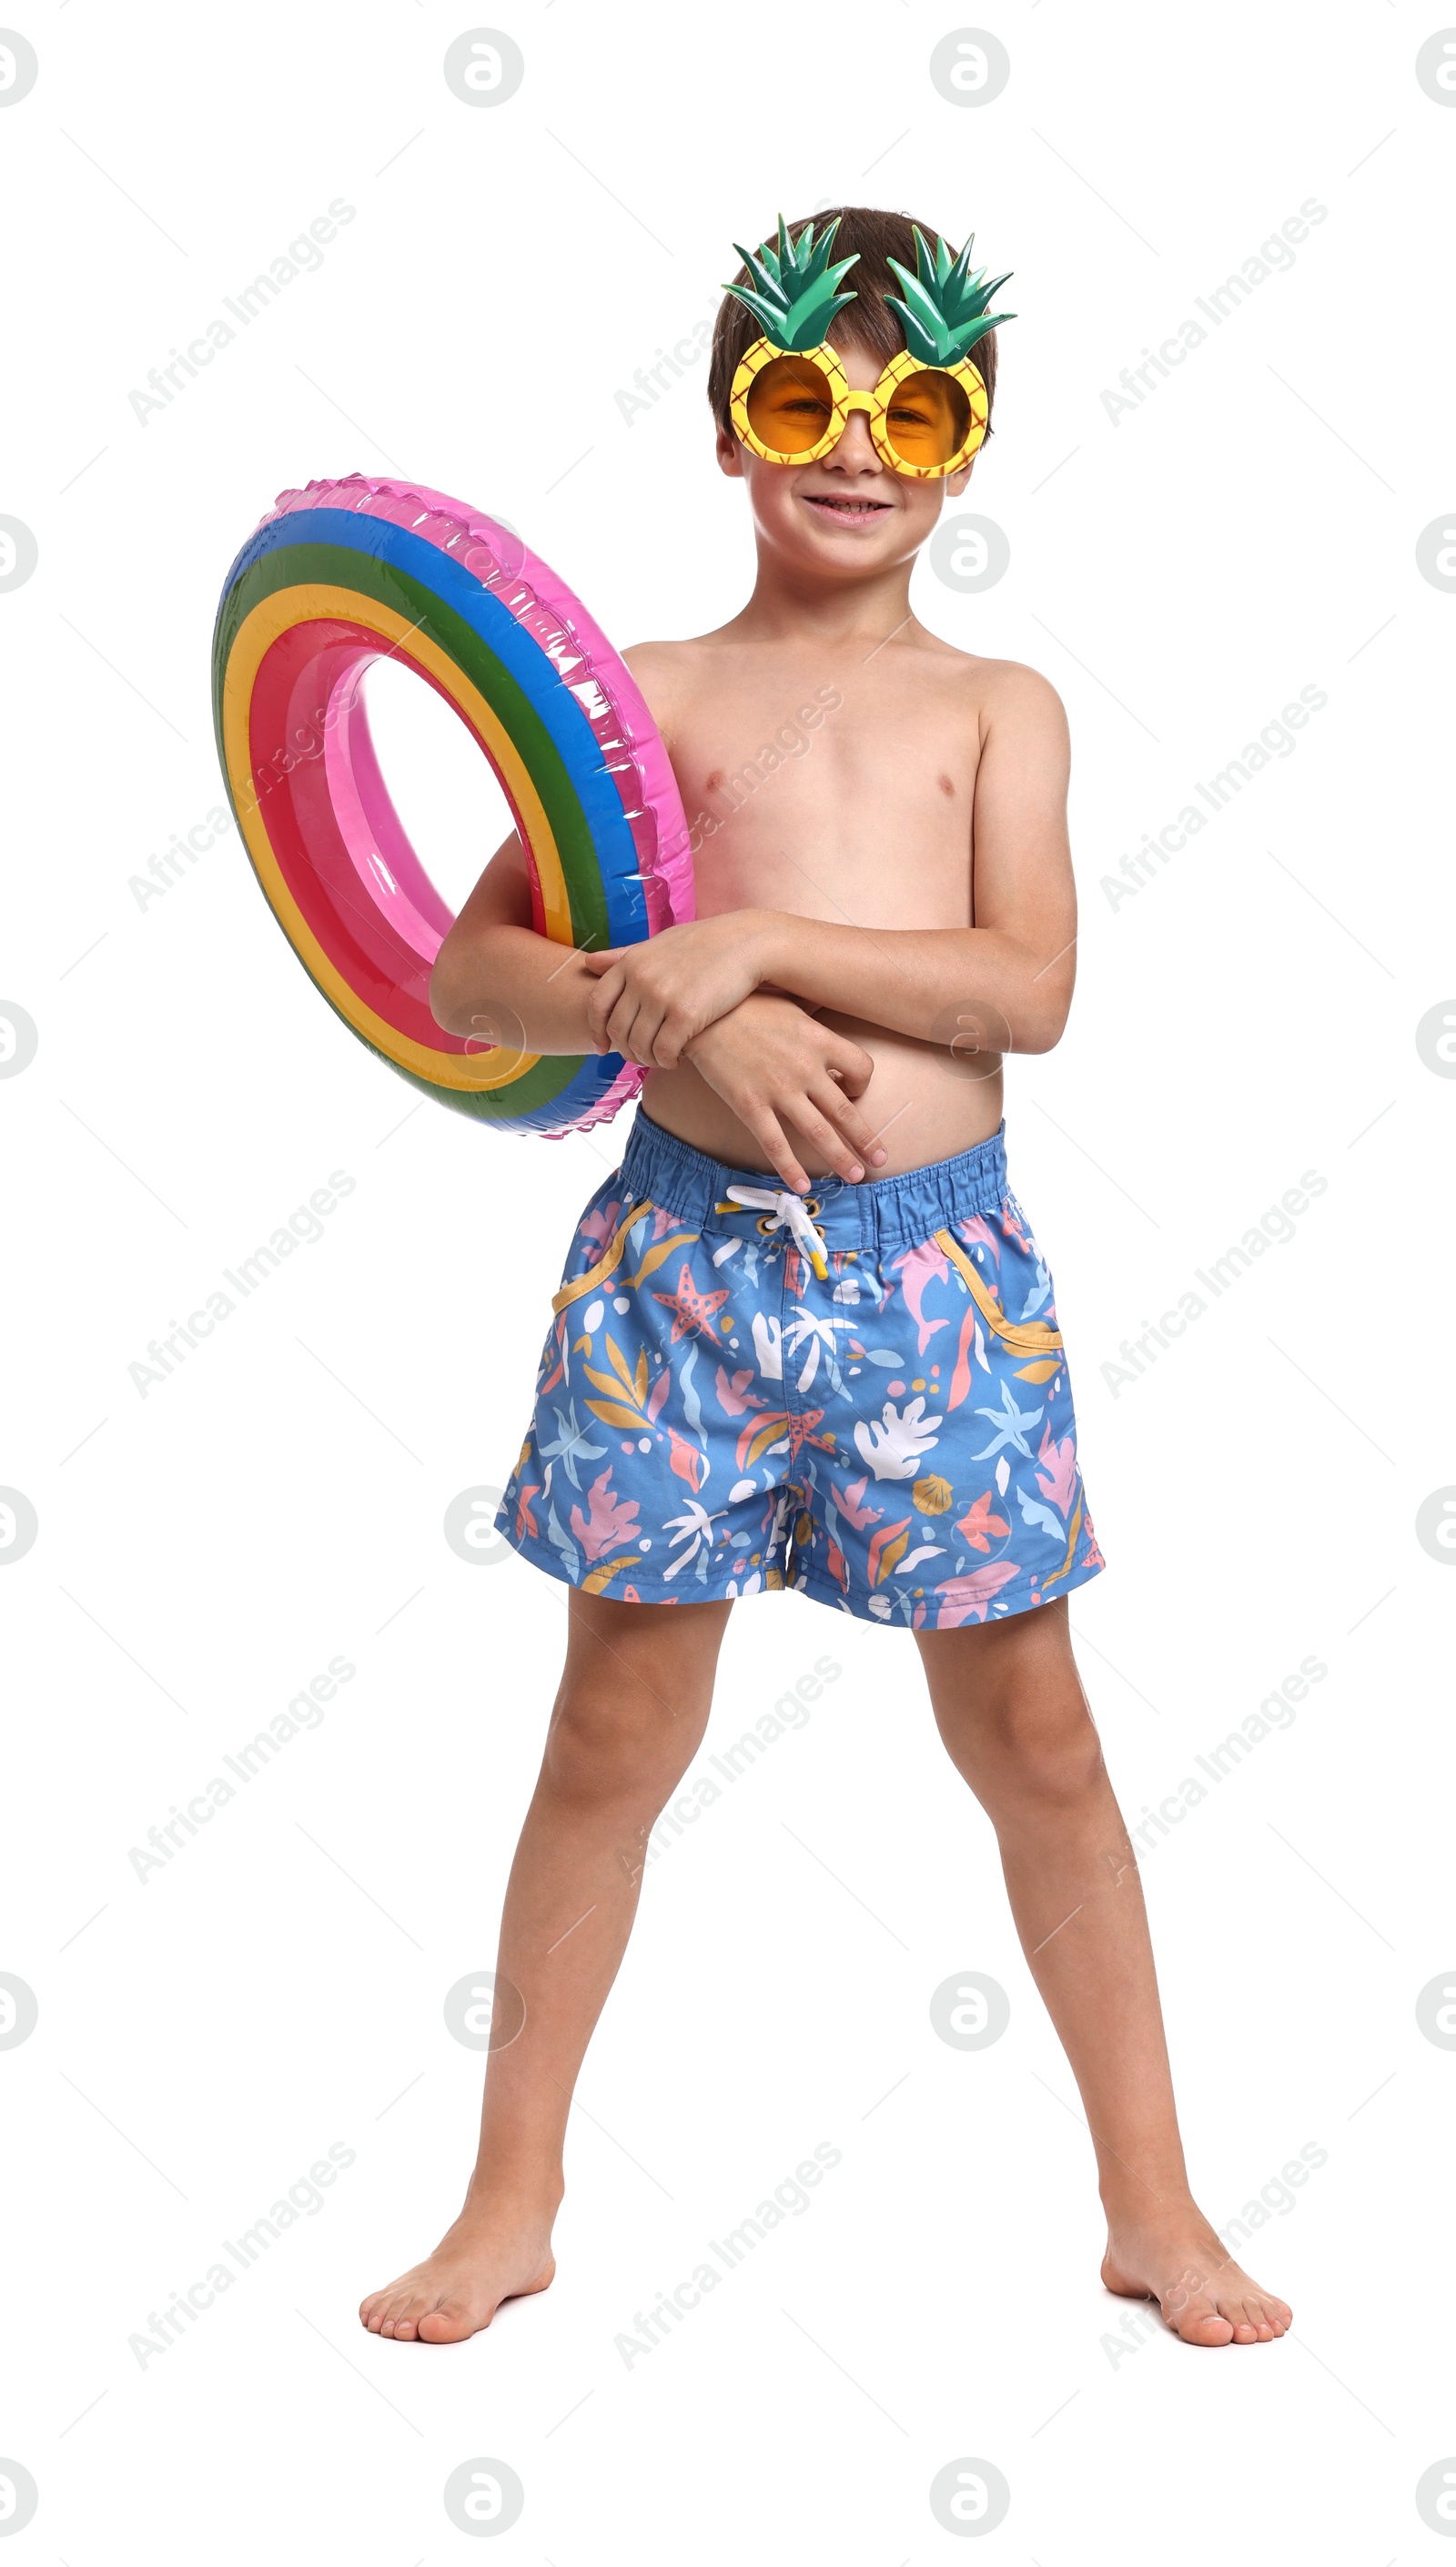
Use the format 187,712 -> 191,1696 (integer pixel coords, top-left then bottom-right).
1017,955 -> 1075,1054
1016,994 -> 1072,1055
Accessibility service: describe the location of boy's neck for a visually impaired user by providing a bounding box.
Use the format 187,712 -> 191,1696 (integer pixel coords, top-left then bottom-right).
728,545 -> 919,651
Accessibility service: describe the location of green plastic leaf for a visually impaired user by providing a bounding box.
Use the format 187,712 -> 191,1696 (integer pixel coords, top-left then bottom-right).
886,231 -> 1016,364
721,280 -> 796,341
781,266 -> 859,349
723,212 -> 861,352
885,263 -> 956,363
733,237 -> 783,305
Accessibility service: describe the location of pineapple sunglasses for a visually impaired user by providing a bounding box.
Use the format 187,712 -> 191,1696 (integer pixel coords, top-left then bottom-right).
724,214 -> 1015,482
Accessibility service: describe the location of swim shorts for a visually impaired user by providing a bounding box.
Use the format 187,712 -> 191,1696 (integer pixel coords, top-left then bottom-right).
498,1111 -> 1104,1628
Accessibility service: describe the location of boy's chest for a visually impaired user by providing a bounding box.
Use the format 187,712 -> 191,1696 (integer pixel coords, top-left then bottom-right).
668,663 -> 983,925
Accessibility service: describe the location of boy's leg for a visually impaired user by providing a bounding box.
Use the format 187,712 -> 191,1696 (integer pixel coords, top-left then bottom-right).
360,1591 -> 731,2343
915,1598 -> 1292,2348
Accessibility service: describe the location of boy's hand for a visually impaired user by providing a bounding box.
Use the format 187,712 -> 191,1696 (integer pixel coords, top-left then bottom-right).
682,994 -> 886,1194
582,914 -> 771,1067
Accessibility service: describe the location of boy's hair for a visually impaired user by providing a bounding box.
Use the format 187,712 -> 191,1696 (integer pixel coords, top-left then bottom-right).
707,205 -> 1000,444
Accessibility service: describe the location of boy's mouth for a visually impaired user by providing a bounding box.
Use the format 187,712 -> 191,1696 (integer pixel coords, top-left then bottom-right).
800,493 -> 895,526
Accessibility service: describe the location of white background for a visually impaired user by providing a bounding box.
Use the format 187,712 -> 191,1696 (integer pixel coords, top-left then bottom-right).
3,2 -> 1453,2558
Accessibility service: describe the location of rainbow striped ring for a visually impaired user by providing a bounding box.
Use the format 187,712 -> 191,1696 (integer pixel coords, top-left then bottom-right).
210,475 -> 694,1136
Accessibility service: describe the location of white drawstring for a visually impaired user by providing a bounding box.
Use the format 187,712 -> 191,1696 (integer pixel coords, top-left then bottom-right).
725,1184 -> 830,1281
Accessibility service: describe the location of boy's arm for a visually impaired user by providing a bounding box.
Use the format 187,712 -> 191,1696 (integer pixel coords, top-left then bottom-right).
584,666 -> 1077,1066
429,829 -> 886,1187
429,829 -> 607,1054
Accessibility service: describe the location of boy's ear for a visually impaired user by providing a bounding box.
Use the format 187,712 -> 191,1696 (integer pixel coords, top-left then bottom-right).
716,424 -> 746,478
944,451 -> 977,499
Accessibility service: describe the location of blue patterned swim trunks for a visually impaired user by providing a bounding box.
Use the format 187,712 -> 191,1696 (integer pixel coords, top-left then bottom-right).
498,1111 -> 1104,1627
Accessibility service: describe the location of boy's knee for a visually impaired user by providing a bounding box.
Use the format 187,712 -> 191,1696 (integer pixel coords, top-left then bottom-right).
966,1695 -> 1106,1814
544,1688 -> 693,1804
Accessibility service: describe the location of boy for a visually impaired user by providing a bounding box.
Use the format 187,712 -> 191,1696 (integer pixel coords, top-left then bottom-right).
359,208 -> 1290,2350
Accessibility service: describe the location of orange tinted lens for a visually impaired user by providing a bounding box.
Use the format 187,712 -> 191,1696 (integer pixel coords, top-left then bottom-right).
744,354 -> 837,455
883,368 -> 973,469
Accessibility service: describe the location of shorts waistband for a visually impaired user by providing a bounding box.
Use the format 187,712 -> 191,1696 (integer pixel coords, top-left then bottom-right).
616,1109 -> 1010,1257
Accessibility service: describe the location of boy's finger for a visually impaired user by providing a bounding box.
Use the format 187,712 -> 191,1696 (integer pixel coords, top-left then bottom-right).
810,1079 -> 888,1167
581,948 -> 621,976
745,1107 -> 809,1194
824,1038 -> 875,1097
787,1098 -> 864,1185
631,1001 -> 669,1066
605,995 -> 644,1060
654,1004 -> 692,1068
653,1001 -> 708,1070
585,963 -> 626,1046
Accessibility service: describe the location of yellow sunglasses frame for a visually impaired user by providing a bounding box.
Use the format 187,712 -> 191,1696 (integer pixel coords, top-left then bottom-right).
729,337 -> 989,480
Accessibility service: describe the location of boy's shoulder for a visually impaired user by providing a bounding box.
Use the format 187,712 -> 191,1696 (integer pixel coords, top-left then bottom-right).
927,641 -> 1067,714
955,651 -> 1070,752
620,635 -> 713,691
619,636 -> 713,733
895,637 -> 1071,758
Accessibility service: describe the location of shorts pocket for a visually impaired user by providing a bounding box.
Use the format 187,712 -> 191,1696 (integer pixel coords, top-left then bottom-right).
935,1228 -> 1064,1359
551,1200 -> 703,1316
551,1200 -> 658,1315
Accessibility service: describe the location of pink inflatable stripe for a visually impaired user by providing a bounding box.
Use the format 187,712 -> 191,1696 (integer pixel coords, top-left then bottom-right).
322,653 -> 455,964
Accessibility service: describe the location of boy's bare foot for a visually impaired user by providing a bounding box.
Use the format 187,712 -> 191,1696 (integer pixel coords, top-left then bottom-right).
1102,2207 -> 1292,2347
359,2203 -> 557,2344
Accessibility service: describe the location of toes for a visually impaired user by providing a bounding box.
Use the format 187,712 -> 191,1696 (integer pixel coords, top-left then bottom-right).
362,2282 -> 415,2335
1173,2304 -> 1235,2347
419,2299 -> 479,2344
1218,2297 -> 1278,2343
1133,2250 -> 1290,2349
1159,2266 -> 1230,2346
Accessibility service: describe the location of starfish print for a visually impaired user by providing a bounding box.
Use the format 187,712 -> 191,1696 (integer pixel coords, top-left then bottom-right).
538,1398 -> 608,1491
970,1379 -> 1044,1461
652,1262 -> 730,1345
784,1409 -> 833,1457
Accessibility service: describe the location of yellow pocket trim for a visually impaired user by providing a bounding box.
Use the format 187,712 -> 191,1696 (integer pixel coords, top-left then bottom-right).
935,1230 -> 1065,1358
551,1202 -> 657,1314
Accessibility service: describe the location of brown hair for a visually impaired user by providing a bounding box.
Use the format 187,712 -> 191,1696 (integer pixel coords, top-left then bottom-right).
707,205 -> 1001,443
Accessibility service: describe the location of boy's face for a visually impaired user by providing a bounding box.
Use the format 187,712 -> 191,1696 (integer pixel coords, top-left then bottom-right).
716,337 -> 976,578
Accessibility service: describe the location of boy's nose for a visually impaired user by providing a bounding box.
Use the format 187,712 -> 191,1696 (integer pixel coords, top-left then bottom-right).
825,399 -> 883,470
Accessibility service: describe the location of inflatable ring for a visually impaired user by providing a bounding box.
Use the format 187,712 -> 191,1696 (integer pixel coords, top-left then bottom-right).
210,474 -> 693,1136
